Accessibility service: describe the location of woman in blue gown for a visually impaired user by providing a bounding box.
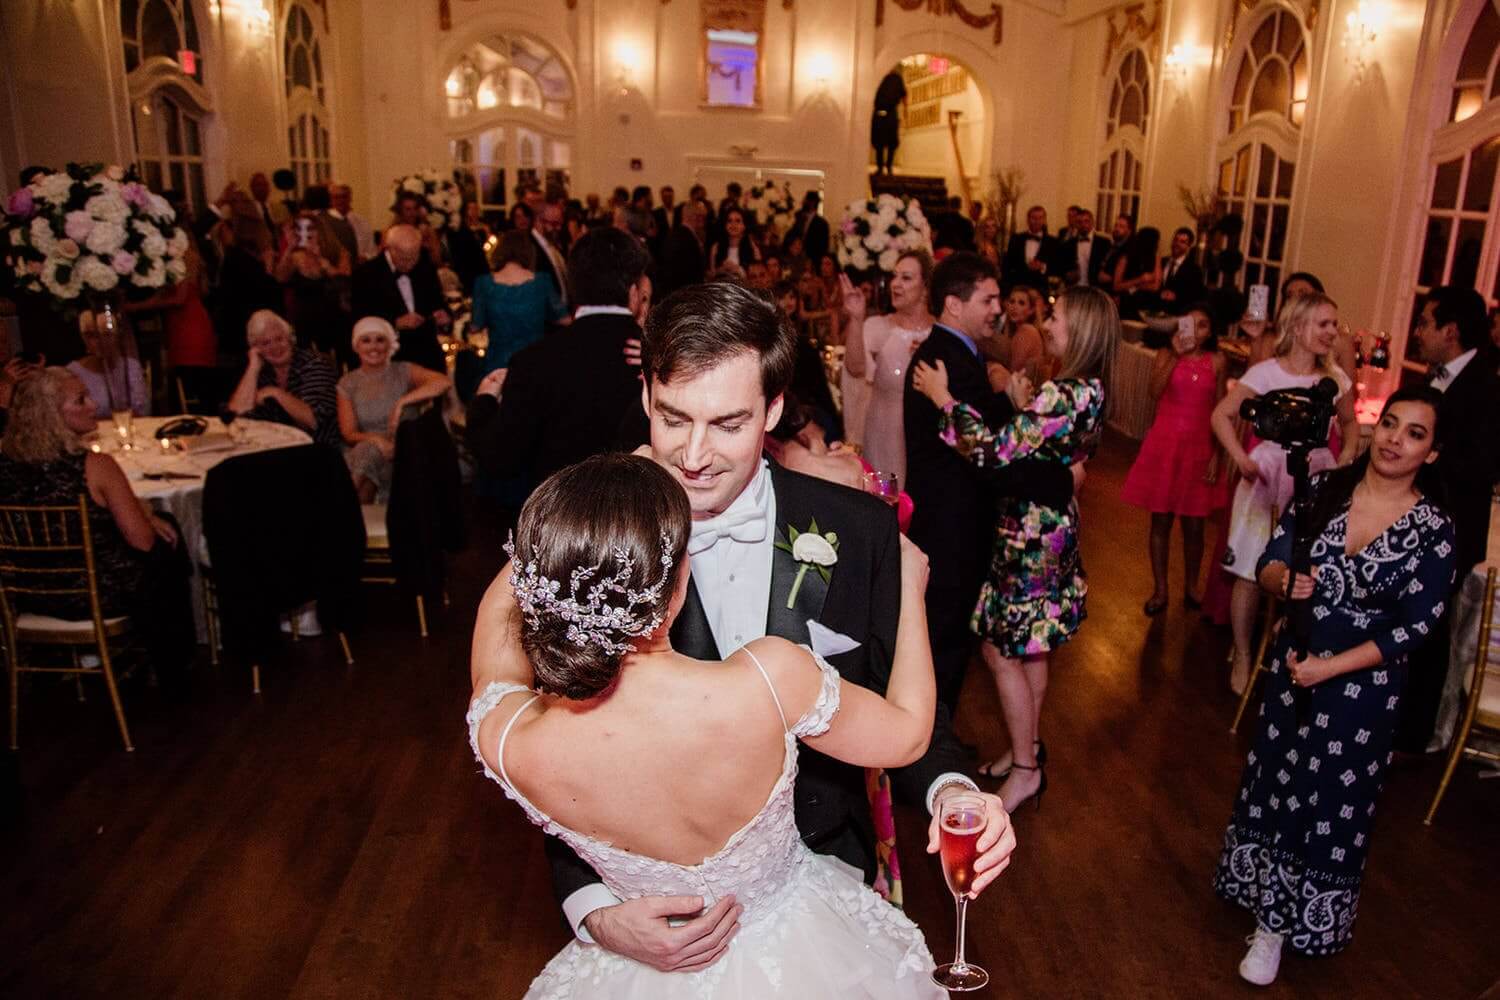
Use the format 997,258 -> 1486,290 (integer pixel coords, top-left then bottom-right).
1214,386 -> 1458,985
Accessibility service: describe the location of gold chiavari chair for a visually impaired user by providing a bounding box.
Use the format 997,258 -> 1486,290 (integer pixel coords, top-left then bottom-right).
1424,567 -> 1500,825
0,496 -> 134,751
1230,506 -> 1281,734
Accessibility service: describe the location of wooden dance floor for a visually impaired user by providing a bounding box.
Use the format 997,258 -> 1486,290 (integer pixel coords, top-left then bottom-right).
3,432 -> 1497,998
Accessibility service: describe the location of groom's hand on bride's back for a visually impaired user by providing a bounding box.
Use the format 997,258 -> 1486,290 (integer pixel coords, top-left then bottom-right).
582,894 -> 742,972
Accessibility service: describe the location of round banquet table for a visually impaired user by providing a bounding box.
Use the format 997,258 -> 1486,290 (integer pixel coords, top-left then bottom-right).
94,416 -> 312,642
1433,510 -> 1500,753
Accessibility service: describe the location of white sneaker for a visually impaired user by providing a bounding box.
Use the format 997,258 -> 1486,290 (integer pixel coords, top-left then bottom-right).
1239,927 -> 1283,986
277,605 -> 323,637
79,653 -> 101,668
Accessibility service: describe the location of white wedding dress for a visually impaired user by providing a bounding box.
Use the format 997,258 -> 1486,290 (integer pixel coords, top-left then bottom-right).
467,651 -> 944,999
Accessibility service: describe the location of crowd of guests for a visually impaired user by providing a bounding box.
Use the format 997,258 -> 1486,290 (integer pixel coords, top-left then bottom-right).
4,157 -> 1499,991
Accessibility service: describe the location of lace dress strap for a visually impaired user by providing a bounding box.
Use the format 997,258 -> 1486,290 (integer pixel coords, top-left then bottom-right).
739,645 -> 790,732
465,680 -> 541,793
792,646 -> 843,738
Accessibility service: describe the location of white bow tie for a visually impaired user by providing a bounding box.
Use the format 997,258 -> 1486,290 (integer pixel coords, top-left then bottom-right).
688,508 -> 768,555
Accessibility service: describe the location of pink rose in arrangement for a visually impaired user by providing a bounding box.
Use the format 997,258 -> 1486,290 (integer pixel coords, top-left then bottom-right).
6,188 -> 33,218
110,250 -> 137,275
64,211 -> 94,242
122,184 -> 153,210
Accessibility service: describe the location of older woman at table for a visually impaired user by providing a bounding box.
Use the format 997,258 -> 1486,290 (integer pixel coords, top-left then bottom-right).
337,317 -> 452,503
227,309 -> 340,449
0,368 -> 193,679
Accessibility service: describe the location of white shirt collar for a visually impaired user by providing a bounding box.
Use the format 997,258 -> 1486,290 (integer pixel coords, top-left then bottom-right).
573,305 -> 634,320
705,459 -> 772,526
1432,347 -> 1478,390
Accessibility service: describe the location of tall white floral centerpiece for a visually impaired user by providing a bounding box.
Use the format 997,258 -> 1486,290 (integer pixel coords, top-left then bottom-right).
747,181 -> 797,240
391,169 -> 464,231
836,193 -> 932,276
4,163 -> 187,312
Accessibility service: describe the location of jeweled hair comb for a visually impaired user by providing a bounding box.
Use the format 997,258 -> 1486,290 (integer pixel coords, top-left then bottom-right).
505,529 -> 676,656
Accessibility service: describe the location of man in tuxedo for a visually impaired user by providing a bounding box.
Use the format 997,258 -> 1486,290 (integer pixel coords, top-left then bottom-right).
532,200 -> 570,310
654,200 -> 708,302
652,185 -> 676,257
248,172 -> 290,236
331,183 -> 376,261
1397,285 -> 1500,752
466,227 -> 649,492
904,253 -> 1076,711
350,224 -> 448,372
1157,227 -> 1205,313
473,280 -> 1015,972
1097,213 -> 1134,291
788,191 -> 831,264
1002,205 -> 1061,291
1065,209 -> 1111,287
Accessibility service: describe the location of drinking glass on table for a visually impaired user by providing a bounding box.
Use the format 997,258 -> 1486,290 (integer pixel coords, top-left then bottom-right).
932,792 -> 990,992
863,470 -> 899,507
111,408 -> 134,450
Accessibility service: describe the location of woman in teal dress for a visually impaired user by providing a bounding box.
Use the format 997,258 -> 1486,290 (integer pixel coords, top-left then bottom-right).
911,284 -> 1118,810
468,229 -> 566,377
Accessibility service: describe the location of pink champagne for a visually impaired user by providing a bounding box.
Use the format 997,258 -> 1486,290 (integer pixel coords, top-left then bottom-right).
940,810 -> 984,896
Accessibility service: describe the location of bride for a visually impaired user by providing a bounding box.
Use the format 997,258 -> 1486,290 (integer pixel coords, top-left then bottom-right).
468,453 -> 959,998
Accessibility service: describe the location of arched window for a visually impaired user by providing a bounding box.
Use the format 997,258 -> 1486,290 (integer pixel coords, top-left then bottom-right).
1097,48 -> 1150,228
445,33 -> 575,212
122,0 -> 210,212
284,3 -> 333,193
1216,6 -> 1309,311
1411,0 -> 1500,329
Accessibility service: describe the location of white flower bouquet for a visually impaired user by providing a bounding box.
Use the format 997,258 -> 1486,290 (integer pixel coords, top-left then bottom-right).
836,193 -> 932,274
4,163 -> 187,308
391,169 -> 464,231
747,181 -> 797,238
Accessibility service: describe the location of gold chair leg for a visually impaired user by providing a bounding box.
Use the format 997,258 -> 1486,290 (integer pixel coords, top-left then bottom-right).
338,631 -> 354,666
417,595 -> 429,638
252,664 -> 262,695
290,615 -> 299,642
98,650 -> 134,752
1230,599 -> 1278,735
1425,679 -> 1485,825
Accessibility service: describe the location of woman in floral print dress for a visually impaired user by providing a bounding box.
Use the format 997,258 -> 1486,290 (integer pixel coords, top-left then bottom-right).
1214,387 -> 1457,987
912,285 -> 1118,810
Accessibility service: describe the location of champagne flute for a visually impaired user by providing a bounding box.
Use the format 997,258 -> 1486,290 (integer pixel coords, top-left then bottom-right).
932,793 -> 990,992
863,470 -> 899,507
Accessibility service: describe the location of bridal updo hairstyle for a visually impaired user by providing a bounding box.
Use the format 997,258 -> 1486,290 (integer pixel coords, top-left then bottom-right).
510,454 -> 691,699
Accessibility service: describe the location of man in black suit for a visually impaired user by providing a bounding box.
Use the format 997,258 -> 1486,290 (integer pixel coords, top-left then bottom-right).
904,253 -> 1076,712
473,280 -> 1015,971
1397,285 -> 1500,752
1002,205 -> 1062,291
466,227 -> 648,492
654,200 -> 708,303
531,200 -> 570,311
932,195 -> 977,254
788,190 -> 831,264
1065,208 -> 1111,287
1157,226 -> 1205,314
1097,213 -> 1134,291
349,224 -> 448,372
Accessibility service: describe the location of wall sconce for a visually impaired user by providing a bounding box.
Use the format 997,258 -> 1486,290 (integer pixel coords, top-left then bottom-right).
1162,43 -> 1206,85
612,38 -> 643,95
211,0 -> 273,35
807,51 -> 836,92
1342,1 -> 1389,77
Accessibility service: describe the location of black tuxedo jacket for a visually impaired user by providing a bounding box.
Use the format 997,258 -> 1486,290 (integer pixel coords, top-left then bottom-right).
654,225 -> 706,302
1002,232 -> 1062,290
547,461 -> 971,904
350,252 -> 446,371
1159,255 -> 1206,312
793,213 -> 831,264
465,312 -> 643,491
1067,234 -> 1111,286
1434,356 -> 1500,571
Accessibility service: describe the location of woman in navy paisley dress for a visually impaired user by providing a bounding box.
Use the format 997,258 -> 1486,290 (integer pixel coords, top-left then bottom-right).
1213,387 -> 1457,985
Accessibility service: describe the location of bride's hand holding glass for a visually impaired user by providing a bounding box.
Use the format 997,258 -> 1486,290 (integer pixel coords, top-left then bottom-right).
911,359 -> 953,408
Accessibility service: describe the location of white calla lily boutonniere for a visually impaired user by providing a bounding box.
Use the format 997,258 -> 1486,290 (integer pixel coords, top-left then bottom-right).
776,518 -> 838,609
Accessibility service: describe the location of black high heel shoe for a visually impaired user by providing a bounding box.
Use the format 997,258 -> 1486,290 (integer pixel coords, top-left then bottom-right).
978,740 -> 1048,780
1006,762 -> 1047,811
1144,595 -> 1168,615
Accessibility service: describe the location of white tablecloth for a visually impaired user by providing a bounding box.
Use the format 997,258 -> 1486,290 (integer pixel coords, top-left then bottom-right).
1106,339 -> 1156,440
1433,507 -> 1500,751
97,416 -> 312,641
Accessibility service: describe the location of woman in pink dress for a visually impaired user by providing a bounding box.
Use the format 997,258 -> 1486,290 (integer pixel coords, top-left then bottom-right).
1121,304 -> 1229,613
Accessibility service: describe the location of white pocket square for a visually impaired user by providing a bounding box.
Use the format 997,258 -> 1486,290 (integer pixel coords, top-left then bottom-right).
807,620 -> 861,658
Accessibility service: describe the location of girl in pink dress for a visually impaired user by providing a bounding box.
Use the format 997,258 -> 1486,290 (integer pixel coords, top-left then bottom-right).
1121,305 -> 1229,613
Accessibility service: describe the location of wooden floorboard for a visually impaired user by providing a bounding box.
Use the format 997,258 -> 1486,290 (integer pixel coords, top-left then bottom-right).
3,439 -> 1497,999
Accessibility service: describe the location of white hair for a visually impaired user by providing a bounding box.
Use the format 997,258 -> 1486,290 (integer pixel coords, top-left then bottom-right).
246,309 -> 295,346
351,315 -> 400,354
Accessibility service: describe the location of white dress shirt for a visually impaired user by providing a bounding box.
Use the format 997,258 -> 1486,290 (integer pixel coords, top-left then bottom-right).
347,211 -> 376,260
1429,347 -> 1476,393
561,459 -> 977,940
386,251 -> 416,313
1023,235 -> 1041,264
1075,239 -> 1092,285
573,304 -> 635,321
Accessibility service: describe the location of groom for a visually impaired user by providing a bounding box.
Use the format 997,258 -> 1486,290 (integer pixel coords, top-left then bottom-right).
472,281 -> 1014,972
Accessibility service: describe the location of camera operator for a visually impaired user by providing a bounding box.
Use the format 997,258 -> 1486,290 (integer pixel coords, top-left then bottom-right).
1212,386 -> 1456,986
1212,292 -> 1359,695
